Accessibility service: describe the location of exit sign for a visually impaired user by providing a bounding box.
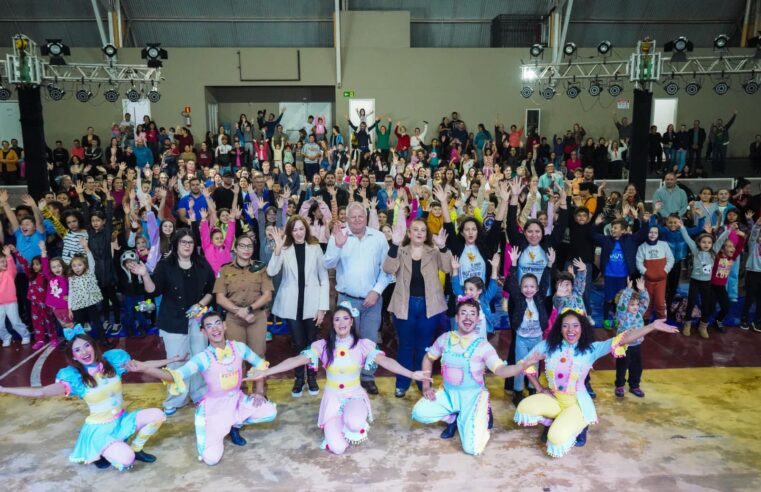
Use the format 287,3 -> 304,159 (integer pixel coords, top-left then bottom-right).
343,91 -> 355,97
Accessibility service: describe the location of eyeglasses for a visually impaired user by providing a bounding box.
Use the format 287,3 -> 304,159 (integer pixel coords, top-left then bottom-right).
237,243 -> 254,250
179,239 -> 194,246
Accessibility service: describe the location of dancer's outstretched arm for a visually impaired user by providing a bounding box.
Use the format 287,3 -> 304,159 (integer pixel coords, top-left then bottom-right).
618,319 -> 678,346
246,354 -> 311,381
0,383 -> 66,398
374,354 -> 432,383
493,351 -> 544,379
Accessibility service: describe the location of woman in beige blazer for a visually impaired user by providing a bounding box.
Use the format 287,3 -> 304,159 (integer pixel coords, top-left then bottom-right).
268,215 -> 329,398
383,218 -> 451,397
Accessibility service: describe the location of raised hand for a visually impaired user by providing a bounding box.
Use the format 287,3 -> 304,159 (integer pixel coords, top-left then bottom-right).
390,220 -> 407,246
636,277 -> 645,291
509,177 -> 524,197
648,319 -> 680,334
199,208 -> 208,221
572,258 -> 586,271
0,189 -> 7,204
509,247 -> 521,266
332,222 -> 348,247
232,205 -> 242,220
488,251 -> 501,270
432,185 -> 447,204
547,247 -> 556,266
78,236 -> 89,250
432,228 -> 448,249
746,210 -> 754,222
450,255 -> 460,272
272,227 -> 286,250
126,261 -> 149,277
21,195 -> 36,208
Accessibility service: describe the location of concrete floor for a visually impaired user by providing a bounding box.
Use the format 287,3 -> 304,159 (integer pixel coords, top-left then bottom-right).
2,368 -> 760,492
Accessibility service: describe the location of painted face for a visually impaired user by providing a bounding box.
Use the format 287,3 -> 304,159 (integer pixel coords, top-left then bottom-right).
291,220 -> 307,244
71,338 -> 96,365
455,305 -> 480,335
521,276 -> 538,299
332,310 -> 354,338
462,221 -> 478,244
556,279 -> 573,298
561,314 -> 582,344
525,223 -> 543,245
202,316 -> 226,344
70,258 -> 86,276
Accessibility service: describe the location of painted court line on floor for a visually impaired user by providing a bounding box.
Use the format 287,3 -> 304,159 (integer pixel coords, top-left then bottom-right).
0,345 -> 47,382
30,344 -> 55,387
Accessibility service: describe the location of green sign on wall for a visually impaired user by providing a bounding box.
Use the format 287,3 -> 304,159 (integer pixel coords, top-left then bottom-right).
343,91 -> 355,97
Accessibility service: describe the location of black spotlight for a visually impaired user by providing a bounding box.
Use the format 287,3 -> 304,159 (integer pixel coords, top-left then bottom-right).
102,44 -> 118,58
147,86 -> 161,103
0,84 -> 11,100
41,39 -> 71,65
608,83 -> 623,97
126,87 -> 141,102
664,36 -> 693,62
541,86 -> 556,100
685,81 -> 701,95
597,41 -> 612,56
520,86 -> 534,98
566,85 -> 580,99
588,81 -> 602,96
713,34 -> 729,50
141,43 -> 168,68
104,87 -> 119,102
529,44 -> 544,58
742,79 -> 758,95
563,42 -> 577,57
664,80 -> 680,95
713,80 -> 730,95
75,88 -> 92,103
47,84 -> 65,101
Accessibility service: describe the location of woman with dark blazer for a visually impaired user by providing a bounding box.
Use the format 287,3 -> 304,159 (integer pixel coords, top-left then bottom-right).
267,215 -> 329,398
383,218 -> 451,398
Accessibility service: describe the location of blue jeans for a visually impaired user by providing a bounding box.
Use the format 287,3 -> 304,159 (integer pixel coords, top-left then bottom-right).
393,297 -> 440,391
514,335 -> 541,391
122,294 -> 150,335
337,293 -> 383,382
676,149 -> 687,172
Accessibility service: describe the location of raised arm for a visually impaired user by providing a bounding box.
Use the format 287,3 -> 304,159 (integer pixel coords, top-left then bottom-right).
618,319 -> 678,346
374,353 -> 432,383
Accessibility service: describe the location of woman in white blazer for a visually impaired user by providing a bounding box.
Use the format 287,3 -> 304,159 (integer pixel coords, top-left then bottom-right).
268,215 -> 329,398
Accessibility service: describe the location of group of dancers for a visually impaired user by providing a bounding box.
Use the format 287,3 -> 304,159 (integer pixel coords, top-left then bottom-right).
0,297 -> 677,470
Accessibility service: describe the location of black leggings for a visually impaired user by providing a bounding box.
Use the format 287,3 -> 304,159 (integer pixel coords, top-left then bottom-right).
708,284 -> 731,322
100,284 -> 121,325
615,345 -> 642,388
742,271 -> 761,322
285,317 -> 317,379
73,304 -> 105,339
685,279 -> 712,323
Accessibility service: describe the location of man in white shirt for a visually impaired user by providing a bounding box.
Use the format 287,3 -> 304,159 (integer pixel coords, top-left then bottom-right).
120,113 -> 135,150
324,202 -> 391,394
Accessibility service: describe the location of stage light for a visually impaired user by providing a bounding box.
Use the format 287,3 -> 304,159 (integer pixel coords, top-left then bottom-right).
102,44 -> 117,58
713,34 -> 729,50
566,85 -> 580,99
41,39 -> 71,65
608,83 -> 623,97
147,86 -> 161,103
104,87 -> 119,102
541,86 -> 556,100
664,36 -> 693,62
742,79 -> 758,95
597,41 -> 612,56
47,84 -> 65,101
588,81 -> 602,96
75,88 -> 92,103
126,87 -> 141,102
664,80 -> 680,95
529,44 -> 544,58
521,66 -> 538,81
713,80 -> 730,95
141,43 -> 168,68
563,42 -> 577,57
520,86 -> 534,98
685,81 -> 701,95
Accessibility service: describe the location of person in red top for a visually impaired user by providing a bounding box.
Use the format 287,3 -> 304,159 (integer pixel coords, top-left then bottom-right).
508,124 -> 524,149
705,224 -> 746,336
394,122 -> 411,160
70,139 -> 85,160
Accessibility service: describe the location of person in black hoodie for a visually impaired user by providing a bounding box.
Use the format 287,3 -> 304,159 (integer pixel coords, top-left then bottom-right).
115,249 -> 152,336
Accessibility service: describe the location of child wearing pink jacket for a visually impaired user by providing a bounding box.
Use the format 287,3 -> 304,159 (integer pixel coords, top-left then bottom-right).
0,245 -> 31,347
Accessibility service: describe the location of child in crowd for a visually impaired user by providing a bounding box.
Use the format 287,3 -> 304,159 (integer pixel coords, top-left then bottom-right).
0,245 -> 32,347
679,221 -> 715,337
636,226 -> 674,320
741,213 -> 761,332
704,225 -> 746,337
67,238 -> 108,344
14,243 -> 56,349
507,247 -> 553,406
614,278 -> 650,398
451,252 -> 503,339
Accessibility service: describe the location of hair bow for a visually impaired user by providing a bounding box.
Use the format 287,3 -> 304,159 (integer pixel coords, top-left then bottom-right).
456,295 -> 474,303
560,307 -> 585,316
63,324 -> 86,341
337,301 -> 360,318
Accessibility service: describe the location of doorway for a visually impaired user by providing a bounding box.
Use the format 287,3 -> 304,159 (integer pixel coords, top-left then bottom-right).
652,98 -> 678,134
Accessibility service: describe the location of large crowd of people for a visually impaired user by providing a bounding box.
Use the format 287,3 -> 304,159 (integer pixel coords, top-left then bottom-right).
0,108 -> 758,467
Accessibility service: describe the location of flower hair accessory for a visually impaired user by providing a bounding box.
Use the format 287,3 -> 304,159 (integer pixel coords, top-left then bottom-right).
337,301 -> 360,318
63,324 -> 86,341
186,304 -> 211,320
456,295 -> 474,303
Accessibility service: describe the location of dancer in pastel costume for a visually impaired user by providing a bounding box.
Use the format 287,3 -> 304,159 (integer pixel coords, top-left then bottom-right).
411,297 -> 542,456
514,310 -> 678,457
249,302 -> 432,455
0,326 -> 171,470
132,311 -> 277,465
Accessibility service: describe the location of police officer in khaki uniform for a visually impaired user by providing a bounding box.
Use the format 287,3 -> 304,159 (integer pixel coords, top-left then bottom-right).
214,234 -> 273,357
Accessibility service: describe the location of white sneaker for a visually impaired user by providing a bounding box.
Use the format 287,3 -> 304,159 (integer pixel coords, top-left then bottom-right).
2,338 -> 11,347
21,337 -> 31,345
